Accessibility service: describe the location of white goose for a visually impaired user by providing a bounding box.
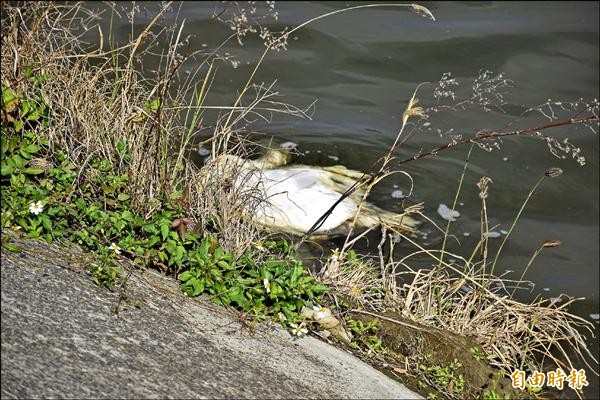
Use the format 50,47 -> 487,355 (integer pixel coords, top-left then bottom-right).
212,149 -> 417,236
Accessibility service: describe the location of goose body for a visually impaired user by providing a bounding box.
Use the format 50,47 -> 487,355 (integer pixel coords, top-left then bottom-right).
214,150 -> 417,236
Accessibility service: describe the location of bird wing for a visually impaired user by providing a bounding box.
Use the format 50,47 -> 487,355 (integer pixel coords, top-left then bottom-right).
252,168 -> 358,233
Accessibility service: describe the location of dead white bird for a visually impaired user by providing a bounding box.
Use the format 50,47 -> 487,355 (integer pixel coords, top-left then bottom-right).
209,149 -> 417,236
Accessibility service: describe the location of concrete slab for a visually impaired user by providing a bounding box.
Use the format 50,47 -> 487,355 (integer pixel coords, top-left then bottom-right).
1,235 -> 421,399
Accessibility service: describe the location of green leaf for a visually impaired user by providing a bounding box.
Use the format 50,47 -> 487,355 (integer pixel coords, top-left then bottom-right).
178,270 -> 194,282
143,224 -> 158,234
11,154 -> 27,168
217,260 -> 232,270
26,109 -> 43,122
21,99 -> 31,116
158,251 -> 167,262
24,167 -> 45,175
214,246 -> 224,260
260,267 -> 271,281
150,98 -> 161,110
116,140 -> 126,154
199,239 -> 210,257
210,267 -> 222,280
1,163 -> 13,176
2,86 -> 20,105
146,236 -> 160,248
117,193 -> 130,201
290,264 -> 302,286
24,65 -> 34,79
24,144 -> 40,154
41,215 -> 52,231
191,278 -> 204,296
311,284 -> 328,295
229,287 -> 251,310
270,281 -> 283,296
2,242 -> 22,253
160,222 -> 169,241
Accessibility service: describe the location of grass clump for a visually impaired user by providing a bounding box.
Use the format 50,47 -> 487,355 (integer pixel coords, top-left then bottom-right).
0,1 -> 330,330
0,1 -> 275,254
0,105 -> 326,325
178,237 -> 327,321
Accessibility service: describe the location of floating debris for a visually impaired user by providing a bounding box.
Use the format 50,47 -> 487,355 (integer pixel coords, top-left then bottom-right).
502,157 -> 509,162
463,232 -> 471,237
543,287 -> 550,291
437,203 -> 460,221
485,231 -> 502,239
197,145 -> 210,157
327,155 -> 339,161
500,229 -> 508,235
391,190 -> 404,199
590,314 -> 599,321
279,141 -> 298,150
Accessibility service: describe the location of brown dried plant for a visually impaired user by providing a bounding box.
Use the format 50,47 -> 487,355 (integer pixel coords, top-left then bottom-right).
0,2 -> 311,252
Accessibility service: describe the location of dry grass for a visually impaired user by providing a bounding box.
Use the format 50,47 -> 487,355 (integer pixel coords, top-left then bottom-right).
395,256 -> 597,375
2,2 -> 184,204
321,233 -> 596,397
320,183 -> 597,399
187,152 -> 263,257
0,2 -> 310,253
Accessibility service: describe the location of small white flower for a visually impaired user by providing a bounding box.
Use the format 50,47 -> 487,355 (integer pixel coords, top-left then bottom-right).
329,248 -> 340,263
29,200 -> 44,215
108,243 -> 121,254
312,305 -> 328,321
290,323 -> 309,337
263,278 -> 271,294
255,241 -> 267,252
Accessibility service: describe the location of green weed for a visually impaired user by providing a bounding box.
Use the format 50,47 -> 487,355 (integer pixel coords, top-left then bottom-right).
2,73 -> 327,323
418,356 -> 465,398
179,238 -> 328,322
346,318 -> 387,356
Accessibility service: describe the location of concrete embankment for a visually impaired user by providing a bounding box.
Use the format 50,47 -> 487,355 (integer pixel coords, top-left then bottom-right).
1,234 -> 421,399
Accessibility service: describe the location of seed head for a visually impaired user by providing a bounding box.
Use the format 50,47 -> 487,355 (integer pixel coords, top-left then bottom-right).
544,167 -> 563,178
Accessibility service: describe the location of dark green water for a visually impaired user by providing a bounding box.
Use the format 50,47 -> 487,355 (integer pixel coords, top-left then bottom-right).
102,1 -> 598,396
